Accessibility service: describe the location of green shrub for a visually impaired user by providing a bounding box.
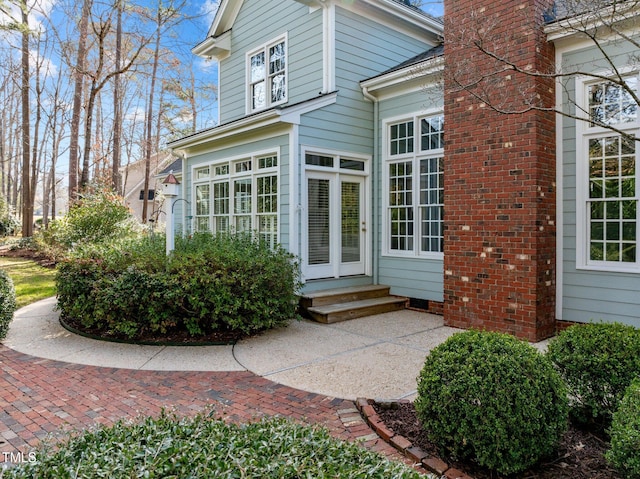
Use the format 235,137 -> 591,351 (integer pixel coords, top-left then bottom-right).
546,322 -> 640,428
414,330 -> 568,476
3,412 -> 426,479
35,185 -> 140,260
56,232 -> 301,339
0,269 -> 17,340
607,379 -> 640,479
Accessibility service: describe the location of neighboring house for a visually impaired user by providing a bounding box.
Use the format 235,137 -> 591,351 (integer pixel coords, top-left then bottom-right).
168,0 -> 640,340
121,152 -> 177,225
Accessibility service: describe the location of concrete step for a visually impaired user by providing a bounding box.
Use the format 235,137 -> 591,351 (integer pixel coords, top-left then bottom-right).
306,296 -> 408,324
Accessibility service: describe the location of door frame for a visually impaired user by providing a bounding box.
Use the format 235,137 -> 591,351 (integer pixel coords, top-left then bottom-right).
301,149 -> 370,281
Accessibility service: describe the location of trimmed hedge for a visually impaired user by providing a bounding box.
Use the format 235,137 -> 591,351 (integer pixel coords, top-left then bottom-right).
415,330 -> 568,476
546,322 -> 640,428
56,232 -> 301,338
0,269 -> 16,341
607,378 -> 640,479
2,413 -> 425,479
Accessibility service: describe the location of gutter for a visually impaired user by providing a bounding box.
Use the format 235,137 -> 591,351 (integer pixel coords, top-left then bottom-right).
362,86 -> 380,286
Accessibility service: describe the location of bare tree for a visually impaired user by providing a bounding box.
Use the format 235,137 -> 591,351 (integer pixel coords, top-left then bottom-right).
19,0 -> 32,236
444,0 -> 640,140
67,0 -> 92,201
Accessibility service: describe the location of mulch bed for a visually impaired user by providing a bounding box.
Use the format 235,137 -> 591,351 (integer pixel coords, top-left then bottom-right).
374,401 -> 623,479
61,314 -> 247,346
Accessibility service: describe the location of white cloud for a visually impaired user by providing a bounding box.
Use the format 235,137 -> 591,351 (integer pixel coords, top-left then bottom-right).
199,0 -> 219,29
29,49 -> 58,77
0,0 -> 57,39
195,56 -> 217,74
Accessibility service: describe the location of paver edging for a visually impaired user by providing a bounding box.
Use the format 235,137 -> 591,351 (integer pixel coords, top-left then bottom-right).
355,398 -> 475,479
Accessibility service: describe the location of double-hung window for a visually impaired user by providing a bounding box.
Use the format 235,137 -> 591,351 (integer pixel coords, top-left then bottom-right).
578,74 -> 639,270
385,113 -> 444,257
192,154 -> 279,247
248,35 -> 287,112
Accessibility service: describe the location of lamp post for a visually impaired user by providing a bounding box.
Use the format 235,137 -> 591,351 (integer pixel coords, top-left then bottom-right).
162,172 -> 180,255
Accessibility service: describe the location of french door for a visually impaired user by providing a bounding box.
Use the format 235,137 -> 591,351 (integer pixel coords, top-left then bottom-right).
305,172 -> 366,279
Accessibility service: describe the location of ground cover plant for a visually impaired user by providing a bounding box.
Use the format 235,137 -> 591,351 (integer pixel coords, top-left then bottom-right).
0,268 -> 16,341
56,232 -> 301,341
1,412 -> 428,479
0,257 -> 56,308
414,330 -> 568,476
546,322 -> 640,430
607,378 -> 640,479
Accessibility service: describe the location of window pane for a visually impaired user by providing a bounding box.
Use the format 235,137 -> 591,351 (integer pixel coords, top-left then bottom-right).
389,161 -> 414,251
308,178 -> 330,265
195,184 -> 210,216
587,134 -> 638,263
257,176 -> 277,213
340,158 -> 365,171
390,121 -> 414,155
271,73 -> 286,103
259,156 -> 277,169
419,157 -> 444,253
588,78 -> 638,126
234,179 -> 251,214
213,182 -> 229,215
305,154 -> 333,168
195,167 -> 210,179
421,115 -> 444,151
252,81 -> 265,110
269,42 -> 285,74
250,52 -> 265,82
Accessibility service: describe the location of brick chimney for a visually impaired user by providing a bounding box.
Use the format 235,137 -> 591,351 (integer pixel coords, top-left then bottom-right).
443,0 -> 556,341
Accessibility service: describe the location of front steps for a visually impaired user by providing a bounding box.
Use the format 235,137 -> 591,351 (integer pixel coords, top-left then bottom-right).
300,285 -> 407,324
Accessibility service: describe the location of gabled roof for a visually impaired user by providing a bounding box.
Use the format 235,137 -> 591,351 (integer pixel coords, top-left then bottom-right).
194,0 -> 443,59
372,43 -> 443,79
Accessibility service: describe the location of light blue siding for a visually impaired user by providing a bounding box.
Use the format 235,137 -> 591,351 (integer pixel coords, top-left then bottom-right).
560,41 -> 640,327
218,0 -> 323,123
376,88 -> 444,301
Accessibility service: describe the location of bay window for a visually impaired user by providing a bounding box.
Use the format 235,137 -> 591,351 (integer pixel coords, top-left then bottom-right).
192,154 -> 278,247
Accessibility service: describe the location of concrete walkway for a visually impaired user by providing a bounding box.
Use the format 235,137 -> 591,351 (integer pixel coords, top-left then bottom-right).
0,297 -> 460,467
3,297 -> 460,401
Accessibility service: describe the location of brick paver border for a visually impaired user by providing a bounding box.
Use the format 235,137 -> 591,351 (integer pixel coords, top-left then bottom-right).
0,345 -> 418,471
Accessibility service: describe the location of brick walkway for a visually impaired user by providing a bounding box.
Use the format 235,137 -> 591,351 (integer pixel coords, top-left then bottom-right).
0,345 -> 408,467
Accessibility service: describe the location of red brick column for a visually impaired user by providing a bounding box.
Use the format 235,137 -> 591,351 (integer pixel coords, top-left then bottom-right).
443,0 -> 556,341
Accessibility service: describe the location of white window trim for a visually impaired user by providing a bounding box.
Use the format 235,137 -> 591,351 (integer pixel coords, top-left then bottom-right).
382,112 -> 444,260
190,149 -> 280,243
246,33 -> 288,114
575,73 -> 640,273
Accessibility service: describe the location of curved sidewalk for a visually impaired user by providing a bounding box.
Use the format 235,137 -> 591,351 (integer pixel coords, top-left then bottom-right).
4,297 -> 460,401
0,298 -> 459,463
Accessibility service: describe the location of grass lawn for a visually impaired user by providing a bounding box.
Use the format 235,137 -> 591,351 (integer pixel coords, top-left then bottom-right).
0,256 -> 56,308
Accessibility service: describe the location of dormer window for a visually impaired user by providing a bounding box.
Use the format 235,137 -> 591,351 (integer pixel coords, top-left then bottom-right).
248,35 -> 287,112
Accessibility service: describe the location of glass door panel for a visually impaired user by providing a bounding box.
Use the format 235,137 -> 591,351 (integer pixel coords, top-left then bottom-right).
308,178 -> 331,266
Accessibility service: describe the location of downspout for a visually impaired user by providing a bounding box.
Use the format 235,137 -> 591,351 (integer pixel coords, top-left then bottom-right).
362,86 -> 379,285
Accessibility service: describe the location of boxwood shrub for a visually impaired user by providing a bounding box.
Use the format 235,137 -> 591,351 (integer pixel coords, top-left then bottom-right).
56,232 -> 301,338
607,378 -> 640,479
2,412 -> 426,479
546,322 -> 640,428
0,268 -> 17,341
414,330 -> 568,476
